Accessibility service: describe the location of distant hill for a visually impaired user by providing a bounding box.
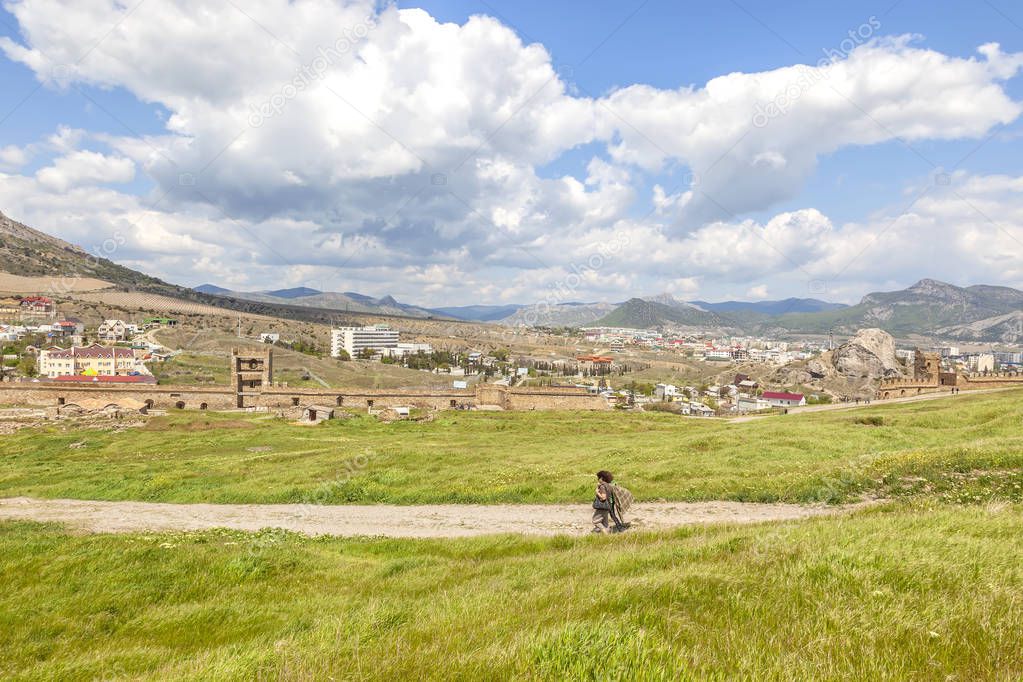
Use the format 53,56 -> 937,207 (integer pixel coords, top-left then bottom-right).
594,298 -> 729,329
193,284 -> 445,319
266,287 -> 322,299
194,283 -> 232,295
431,304 -> 525,322
769,279 -> 1023,341
499,301 -> 617,327
692,297 -> 847,315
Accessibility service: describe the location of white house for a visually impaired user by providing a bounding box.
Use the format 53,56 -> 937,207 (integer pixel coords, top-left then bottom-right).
654,383 -> 678,400
737,396 -> 771,412
761,391 -> 806,407
97,319 -> 130,342
689,402 -> 715,417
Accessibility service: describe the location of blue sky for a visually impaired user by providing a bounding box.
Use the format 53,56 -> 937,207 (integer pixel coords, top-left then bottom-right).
1,0 -> 1023,306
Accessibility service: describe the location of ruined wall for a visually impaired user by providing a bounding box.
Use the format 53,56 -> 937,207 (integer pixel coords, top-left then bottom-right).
876,371 -> 1023,399
0,384 -> 235,410
0,382 -> 609,411
504,386 -> 609,411
259,387 -> 476,411
958,373 -> 1023,389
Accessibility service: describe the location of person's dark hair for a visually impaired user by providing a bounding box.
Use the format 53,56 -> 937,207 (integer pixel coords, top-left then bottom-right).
596,470 -> 614,483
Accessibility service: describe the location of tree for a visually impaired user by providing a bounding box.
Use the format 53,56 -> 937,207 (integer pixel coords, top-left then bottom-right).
335,349 -> 351,361
17,355 -> 37,378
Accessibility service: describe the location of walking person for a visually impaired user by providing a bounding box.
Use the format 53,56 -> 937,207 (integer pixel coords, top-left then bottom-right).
591,470 -> 632,534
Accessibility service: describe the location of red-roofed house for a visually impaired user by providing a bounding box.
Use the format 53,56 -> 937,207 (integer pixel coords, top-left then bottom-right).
761,391 -> 806,407
20,296 -> 53,313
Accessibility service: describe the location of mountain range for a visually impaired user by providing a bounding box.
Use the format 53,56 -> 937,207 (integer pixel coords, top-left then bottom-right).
764,279 -> 1023,341
193,284 -> 441,319
2,210 -> 1021,341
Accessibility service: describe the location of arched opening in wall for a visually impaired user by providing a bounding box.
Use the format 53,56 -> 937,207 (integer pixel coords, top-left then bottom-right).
175,401 -> 185,409
57,397 -> 65,406
145,399 -> 154,409
450,399 -> 457,407
899,390 -> 905,397
200,403 -> 208,410
336,396 -> 344,406
291,397 -> 300,406
367,399 -> 374,408
249,359 -> 258,369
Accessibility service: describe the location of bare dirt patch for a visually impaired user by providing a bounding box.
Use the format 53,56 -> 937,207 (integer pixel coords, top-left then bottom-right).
0,497 -> 863,538
0,272 -> 113,294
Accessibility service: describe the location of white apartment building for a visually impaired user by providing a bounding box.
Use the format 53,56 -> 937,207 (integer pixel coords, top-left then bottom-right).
969,353 -> 996,373
331,325 -> 400,358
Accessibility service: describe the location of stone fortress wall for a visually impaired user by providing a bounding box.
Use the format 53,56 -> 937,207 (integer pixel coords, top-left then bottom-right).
0,348 -> 609,412
877,349 -> 1023,399
0,382 -> 608,412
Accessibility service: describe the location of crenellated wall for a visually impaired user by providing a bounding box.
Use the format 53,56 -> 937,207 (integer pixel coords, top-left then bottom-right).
876,370 -> 1023,399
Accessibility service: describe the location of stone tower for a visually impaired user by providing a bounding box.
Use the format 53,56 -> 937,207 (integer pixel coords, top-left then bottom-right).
231,347 -> 273,408
913,349 -> 941,385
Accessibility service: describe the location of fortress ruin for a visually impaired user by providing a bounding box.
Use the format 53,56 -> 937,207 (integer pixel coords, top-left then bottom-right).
0,347 -> 609,413
877,348 -> 1023,399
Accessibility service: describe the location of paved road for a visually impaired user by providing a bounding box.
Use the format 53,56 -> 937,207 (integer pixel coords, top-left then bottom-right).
0,497 -> 859,538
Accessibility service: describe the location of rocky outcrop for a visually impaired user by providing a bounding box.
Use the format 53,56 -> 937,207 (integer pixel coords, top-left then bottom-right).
831,328 -> 903,380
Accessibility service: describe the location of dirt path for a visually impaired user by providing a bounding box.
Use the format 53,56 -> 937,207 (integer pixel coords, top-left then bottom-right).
0,497 -> 859,538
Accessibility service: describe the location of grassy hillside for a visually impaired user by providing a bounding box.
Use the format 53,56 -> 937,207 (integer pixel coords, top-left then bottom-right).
595,298 -> 727,329
3,389 -> 1022,505
0,210 -> 459,326
769,279 -> 1023,339
3,503 -> 1022,679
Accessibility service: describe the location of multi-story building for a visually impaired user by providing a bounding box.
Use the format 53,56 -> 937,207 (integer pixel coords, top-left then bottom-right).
969,353 -> 996,373
330,325 -> 400,358
97,319 -> 132,342
38,344 -> 139,378
994,351 -> 1022,366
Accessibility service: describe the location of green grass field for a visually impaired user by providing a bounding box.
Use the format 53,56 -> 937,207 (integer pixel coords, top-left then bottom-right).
4,390 -> 1023,679
2,503 -> 1021,680
3,389 -> 1023,505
